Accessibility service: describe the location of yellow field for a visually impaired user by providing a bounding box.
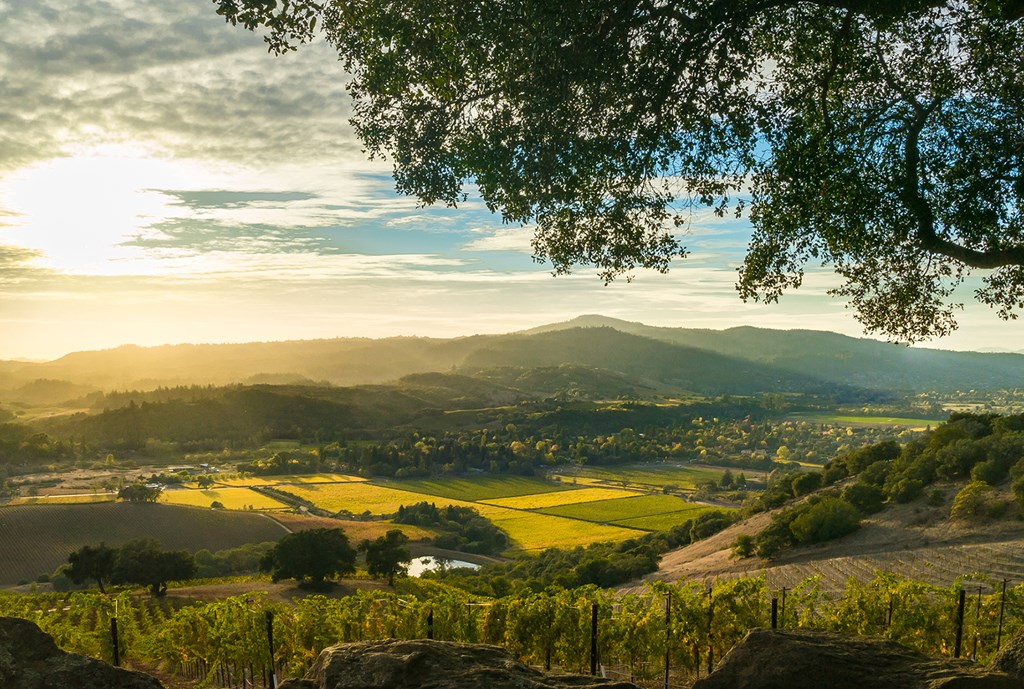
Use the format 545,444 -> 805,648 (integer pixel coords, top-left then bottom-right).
468,505 -> 643,551
484,487 -> 638,509
280,482 -> 430,514
214,473 -> 367,487
7,493 -> 116,506
160,487 -> 289,510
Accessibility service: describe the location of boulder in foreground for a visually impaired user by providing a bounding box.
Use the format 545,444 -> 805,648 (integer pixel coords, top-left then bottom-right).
0,616 -> 164,689
692,628 -> 1017,689
278,638 -> 640,689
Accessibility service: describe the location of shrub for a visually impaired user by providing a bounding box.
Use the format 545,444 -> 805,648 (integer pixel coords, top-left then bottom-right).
842,483 -> 884,515
950,480 -> 1004,521
789,497 -> 860,545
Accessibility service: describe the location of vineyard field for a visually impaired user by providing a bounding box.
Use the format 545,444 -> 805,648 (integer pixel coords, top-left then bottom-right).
8,493 -> 116,506
0,503 -> 288,585
539,493 -> 713,523
551,463 -> 742,491
381,476 -> 566,501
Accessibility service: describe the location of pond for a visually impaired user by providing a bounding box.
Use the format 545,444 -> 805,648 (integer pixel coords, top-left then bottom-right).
407,555 -> 481,577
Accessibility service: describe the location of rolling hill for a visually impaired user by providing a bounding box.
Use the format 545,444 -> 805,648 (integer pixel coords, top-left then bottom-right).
1,317 -> 1022,407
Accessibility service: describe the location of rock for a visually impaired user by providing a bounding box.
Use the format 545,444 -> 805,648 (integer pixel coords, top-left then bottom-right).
277,638 -> 640,689
692,628 -> 1018,689
0,616 -> 164,689
990,630 -> 1024,681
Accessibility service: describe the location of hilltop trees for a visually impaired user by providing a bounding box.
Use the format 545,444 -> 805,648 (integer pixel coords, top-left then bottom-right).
110,539 -> 197,596
65,543 -> 117,593
259,528 -> 356,586
216,0 -> 1024,341
360,529 -> 411,586
117,484 -> 161,502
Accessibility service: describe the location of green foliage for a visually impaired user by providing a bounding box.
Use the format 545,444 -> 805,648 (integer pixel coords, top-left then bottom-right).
842,483 -> 885,515
117,484 -> 161,502
193,542 -> 276,578
111,539 -> 196,596
731,533 -> 755,559
791,471 -> 823,497
260,528 -> 356,585
360,530 -> 411,586
394,502 -> 508,555
789,497 -> 861,545
65,543 -> 117,593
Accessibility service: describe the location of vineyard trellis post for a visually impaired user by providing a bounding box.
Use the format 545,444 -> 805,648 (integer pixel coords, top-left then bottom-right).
265,610 -> 277,689
771,598 -> 778,629
954,589 -> 966,658
110,617 -> 120,667
590,603 -> 598,676
780,587 -> 787,629
706,588 -> 714,675
973,586 -> 982,661
997,579 -> 1008,652
663,591 -> 671,689
427,608 -> 434,640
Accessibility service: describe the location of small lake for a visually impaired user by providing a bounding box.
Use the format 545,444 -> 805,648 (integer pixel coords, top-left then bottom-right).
407,556 -> 481,577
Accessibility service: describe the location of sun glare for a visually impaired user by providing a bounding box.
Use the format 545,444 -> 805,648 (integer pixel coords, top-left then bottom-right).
0,147 -> 202,274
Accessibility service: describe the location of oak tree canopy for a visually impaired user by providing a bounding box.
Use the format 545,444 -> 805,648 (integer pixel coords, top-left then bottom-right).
214,0 -> 1024,340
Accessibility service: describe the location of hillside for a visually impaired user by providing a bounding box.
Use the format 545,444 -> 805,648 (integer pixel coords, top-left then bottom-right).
630,481 -> 1024,594
2,317 -> 1023,403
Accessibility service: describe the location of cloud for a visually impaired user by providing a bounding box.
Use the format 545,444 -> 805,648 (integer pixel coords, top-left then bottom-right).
0,0 -> 360,171
461,225 -> 536,253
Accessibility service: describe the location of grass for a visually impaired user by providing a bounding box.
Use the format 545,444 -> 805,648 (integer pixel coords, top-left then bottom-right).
160,487 -> 289,510
484,487 -> 639,509
380,476 -> 566,501
0,503 -> 289,586
539,493 -> 712,523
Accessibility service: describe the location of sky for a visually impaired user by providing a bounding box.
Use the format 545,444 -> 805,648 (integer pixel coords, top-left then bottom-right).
0,0 -> 1022,361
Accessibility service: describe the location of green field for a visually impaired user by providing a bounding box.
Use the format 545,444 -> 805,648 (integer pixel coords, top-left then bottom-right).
551,463 -> 738,490
0,503 -> 289,586
540,493 -> 702,523
613,506 -> 721,531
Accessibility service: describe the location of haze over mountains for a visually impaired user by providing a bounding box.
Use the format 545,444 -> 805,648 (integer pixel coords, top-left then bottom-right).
1,315 -> 1023,405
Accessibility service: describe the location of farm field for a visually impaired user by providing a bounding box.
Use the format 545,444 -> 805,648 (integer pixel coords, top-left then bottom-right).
7,493 -> 116,506
484,487 -> 638,509
213,473 -> 367,487
381,476 -> 566,501
160,487 -> 289,510
550,463 -> 742,491
267,512 -> 435,543
789,413 -> 945,428
0,503 -> 289,586
276,480 -> 645,551
539,493 -> 708,524
613,507 -> 719,531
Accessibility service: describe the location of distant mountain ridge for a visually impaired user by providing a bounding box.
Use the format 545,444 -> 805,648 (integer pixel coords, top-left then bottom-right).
1,316 -> 1022,402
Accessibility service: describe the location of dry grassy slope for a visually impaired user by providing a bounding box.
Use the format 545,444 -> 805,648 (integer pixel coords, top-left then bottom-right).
624,481 -> 1024,594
